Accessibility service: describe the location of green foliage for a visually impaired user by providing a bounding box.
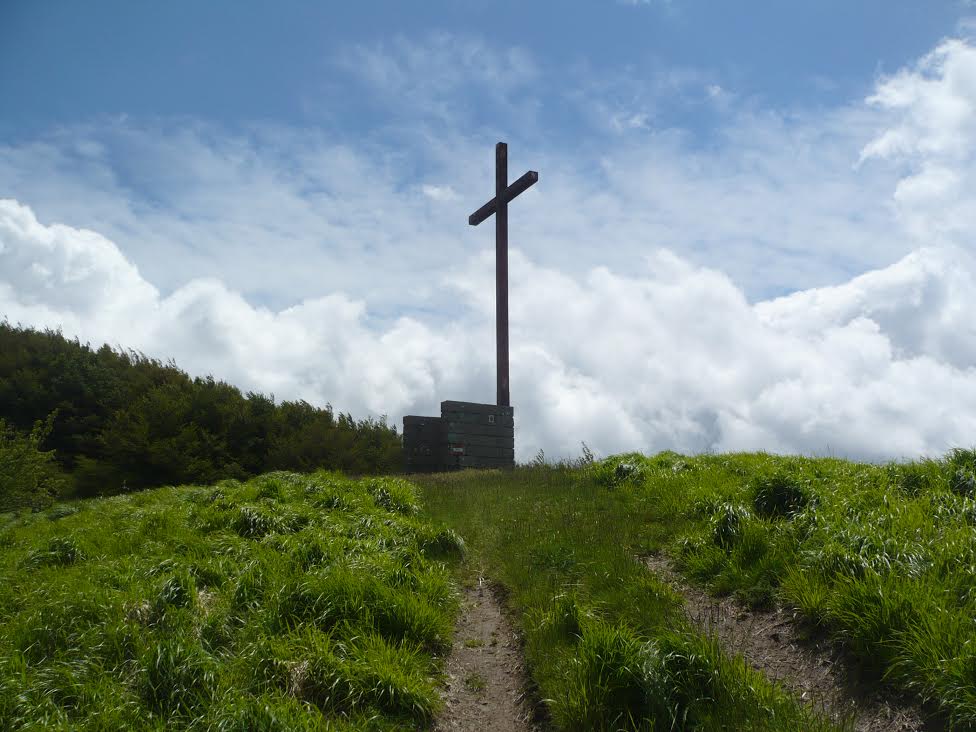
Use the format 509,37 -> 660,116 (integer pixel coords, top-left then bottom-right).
418,449 -> 976,729
0,471 -> 459,730
23,535 -> 86,568
709,502 -> 751,549
0,322 -> 403,498
417,526 -> 466,559
947,447 -> 976,497
139,637 -> 217,717
750,470 -> 810,518
559,620 -> 661,730
0,414 -> 67,511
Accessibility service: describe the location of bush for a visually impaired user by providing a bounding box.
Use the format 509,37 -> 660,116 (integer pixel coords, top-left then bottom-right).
750,471 -> 809,518
559,620 -> 662,730
0,415 -> 66,512
710,503 -> 751,549
139,638 -> 217,717
948,448 -> 976,497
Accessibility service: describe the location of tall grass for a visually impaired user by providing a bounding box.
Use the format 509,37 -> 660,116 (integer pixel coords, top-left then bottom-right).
415,463 -> 839,731
588,448 -> 976,728
0,471 -> 461,730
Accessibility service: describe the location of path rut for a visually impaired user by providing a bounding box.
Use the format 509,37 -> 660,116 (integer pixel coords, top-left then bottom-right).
434,577 -> 538,732
644,553 -> 941,732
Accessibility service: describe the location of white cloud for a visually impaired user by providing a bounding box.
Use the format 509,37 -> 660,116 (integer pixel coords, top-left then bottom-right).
4,198 -> 976,464
859,37 -> 976,246
862,39 -> 976,161
421,184 -> 459,202
330,33 -> 540,131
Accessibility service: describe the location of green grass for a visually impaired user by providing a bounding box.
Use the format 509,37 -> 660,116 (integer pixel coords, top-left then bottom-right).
463,671 -> 487,693
416,448 -> 976,730
415,462 -> 842,731
7,448 -> 973,730
0,471 -> 461,730
628,448 -> 976,728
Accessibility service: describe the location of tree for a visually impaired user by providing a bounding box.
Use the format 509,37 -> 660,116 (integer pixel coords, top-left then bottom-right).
0,414 -> 67,511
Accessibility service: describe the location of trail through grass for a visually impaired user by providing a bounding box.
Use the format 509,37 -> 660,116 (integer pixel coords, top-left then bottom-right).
0,471 -> 464,730
416,464 -> 842,731
418,448 -> 976,730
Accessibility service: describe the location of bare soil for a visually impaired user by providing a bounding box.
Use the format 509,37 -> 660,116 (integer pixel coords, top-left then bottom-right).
644,553 -> 942,732
434,577 -> 539,732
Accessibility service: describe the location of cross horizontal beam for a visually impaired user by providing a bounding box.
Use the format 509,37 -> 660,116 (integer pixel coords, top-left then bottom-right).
468,170 -> 539,226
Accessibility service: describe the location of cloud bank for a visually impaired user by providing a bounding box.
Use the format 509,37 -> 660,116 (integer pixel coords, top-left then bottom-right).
3,197 -> 975,463
3,34 -> 976,463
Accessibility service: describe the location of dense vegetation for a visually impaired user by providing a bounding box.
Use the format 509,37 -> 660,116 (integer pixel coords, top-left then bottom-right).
417,449 -> 976,730
0,322 -> 402,504
0,471 -> 464,730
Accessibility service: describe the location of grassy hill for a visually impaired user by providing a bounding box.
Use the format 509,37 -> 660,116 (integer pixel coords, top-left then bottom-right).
3,448 -> 976,730
0,471 -> 463,730
415,448 -> 976,730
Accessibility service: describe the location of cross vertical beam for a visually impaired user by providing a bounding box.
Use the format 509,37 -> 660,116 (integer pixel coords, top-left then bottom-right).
468,142 -> 538,408
495,142 -> 509,408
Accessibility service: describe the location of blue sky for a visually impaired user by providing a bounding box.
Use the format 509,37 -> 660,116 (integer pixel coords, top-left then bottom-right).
2,0 -> 966,146
2,1 -> 976,462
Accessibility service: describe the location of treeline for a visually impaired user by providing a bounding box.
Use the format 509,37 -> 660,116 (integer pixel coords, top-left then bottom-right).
0,322 -> 402,507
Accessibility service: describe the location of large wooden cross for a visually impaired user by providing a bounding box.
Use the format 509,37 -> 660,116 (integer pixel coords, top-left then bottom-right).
468,142 -> 538,408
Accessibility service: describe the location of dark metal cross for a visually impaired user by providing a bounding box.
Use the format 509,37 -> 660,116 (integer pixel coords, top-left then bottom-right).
468,142 -> 538,408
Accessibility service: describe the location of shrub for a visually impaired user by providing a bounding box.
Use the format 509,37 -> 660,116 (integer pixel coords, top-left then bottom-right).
710,503 -> 751,549
948,448 -> 976,497
0,415 -> 66,512
750,471 -> 809,518
559,620 -> 661,730
139,638 -> 217,717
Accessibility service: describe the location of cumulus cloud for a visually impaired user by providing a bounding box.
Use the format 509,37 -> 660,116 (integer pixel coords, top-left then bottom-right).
4,198 -> 976,464
0,198 -> 480,417
860,38 -> 976,245
862,39 -> 976,162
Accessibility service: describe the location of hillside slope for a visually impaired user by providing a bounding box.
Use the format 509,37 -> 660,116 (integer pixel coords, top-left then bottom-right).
0,471 -> 462,730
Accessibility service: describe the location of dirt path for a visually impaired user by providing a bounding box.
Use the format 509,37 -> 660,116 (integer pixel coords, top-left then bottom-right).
644,554 -> 940,732
434,577 -> 539,732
